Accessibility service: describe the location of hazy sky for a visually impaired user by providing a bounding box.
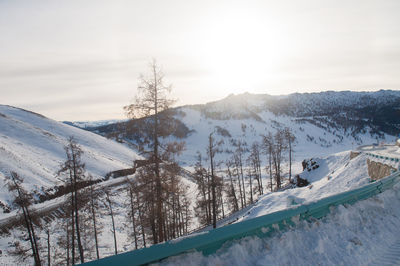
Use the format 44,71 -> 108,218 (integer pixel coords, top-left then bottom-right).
1,0 -> 399,121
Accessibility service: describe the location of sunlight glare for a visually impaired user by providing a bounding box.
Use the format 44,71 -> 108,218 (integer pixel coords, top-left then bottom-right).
196,6 -> 290,95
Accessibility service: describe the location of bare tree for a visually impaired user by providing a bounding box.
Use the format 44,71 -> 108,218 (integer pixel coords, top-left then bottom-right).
284,127 -> 296,182
224,160 -> 239,213
263,132 -> 274,192
207,133 -> 223,228
247,141 -> 263,197
6,172 -> 41,265
103,188 -> 118,255
124,59 -> 176,243
246,167 -> 254,204
126,181 -> 139,250
87,177 -> 101,260
193,152 -> 211,226
58,137 -> 87,264
126,145 -> 190,245
43,219 -> 51,266
231,139 -> 248,207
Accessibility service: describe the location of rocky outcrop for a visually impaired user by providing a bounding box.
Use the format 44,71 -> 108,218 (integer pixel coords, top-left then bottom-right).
367,159 -> 397,180
350,151 -> 361,160
105,168 -> 136,180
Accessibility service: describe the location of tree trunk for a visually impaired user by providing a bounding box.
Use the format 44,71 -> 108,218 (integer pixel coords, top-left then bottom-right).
13,181 -> 38,265
227,166 -> 239,211
47,229 -> 51,266
26,207 -> 41,266
129,188 -> 138,249
71,155 -> 84,263
135,190 -> 146,248
289,138 -> 292,182
269,150 -> 273,192
249,172 -> 253,204
209,134 -> 217,229
66,221 -> 70,266
106,193 -> 118,255
153,65 -> 164,244
206,173 -> 212,225
239,154 -> 246,207
90,193 -> 100,259
235,164 -> 244,209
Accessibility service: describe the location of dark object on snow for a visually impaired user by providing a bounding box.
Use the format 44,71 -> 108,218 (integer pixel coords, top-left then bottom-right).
302,158 -> 320,172
302,160 -> 307,171
295,175 -> 309,187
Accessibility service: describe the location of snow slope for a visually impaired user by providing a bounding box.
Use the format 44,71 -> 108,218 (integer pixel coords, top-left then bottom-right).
0,105 -> 140,209
156,149 -> 400,265
175,104 -> 395,169
198,151 -> 371,230
82,90 -> 399,170
157,181 -> 400,266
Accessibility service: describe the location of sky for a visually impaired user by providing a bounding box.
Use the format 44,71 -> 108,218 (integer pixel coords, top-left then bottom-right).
1,0 -> 399,121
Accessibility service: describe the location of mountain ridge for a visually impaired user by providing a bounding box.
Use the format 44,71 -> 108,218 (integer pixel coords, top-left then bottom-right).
74,90 -> 398,165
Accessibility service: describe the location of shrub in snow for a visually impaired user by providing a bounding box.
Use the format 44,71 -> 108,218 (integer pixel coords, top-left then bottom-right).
295,175 -> 309,187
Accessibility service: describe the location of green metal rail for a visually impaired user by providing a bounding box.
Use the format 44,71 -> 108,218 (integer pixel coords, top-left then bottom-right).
365,152 -> 400,162
83,170 -> 400,266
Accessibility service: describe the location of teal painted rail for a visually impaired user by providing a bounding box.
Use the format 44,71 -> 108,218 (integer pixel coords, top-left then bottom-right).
365,152 -> 400,162
82,171 -> 400,266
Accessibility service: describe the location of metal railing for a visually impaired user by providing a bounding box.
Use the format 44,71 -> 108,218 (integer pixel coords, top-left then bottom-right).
82,169 -> 400,266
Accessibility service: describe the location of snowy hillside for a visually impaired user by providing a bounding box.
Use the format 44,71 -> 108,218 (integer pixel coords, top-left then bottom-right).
1,103 -> 398,265
155,149 -> 400,265
0,105 -> 140,210
63,119 -> 127,129
86,90 -> 398,169
174,105 -> 395,167
197,151 -> 371,230
158,181 -> 400,266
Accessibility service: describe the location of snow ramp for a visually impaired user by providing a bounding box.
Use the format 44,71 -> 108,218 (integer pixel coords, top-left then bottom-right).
82,170 -> 400,266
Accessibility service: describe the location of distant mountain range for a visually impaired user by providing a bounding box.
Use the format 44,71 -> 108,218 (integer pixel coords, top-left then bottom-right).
68,90 -> 399,164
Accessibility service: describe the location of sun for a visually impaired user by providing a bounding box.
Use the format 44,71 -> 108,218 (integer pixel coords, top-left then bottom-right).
193,5 -> 290,95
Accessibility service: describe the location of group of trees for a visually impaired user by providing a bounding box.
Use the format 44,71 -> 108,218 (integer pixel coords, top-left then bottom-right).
5,60 -> 298,265
7,138 -> 190,265
263,128 -> 295,190
5,138 -> 100,265
123,60 -> 191,243
193,134 -> 225,228
194,127 -> 296,228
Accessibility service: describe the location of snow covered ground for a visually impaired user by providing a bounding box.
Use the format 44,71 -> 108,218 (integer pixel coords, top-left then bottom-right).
200,151 -> 370,230
0,103 -> 398,265
156,181 -> 400,266
173,103 -> 396,168
150,148 -> 400,265
0,105 -> 141,209
359,144 -> 400,160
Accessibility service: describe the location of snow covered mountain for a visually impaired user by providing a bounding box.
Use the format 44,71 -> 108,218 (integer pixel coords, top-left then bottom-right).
87,90 -> 399,166
0,105 -> 140,211
1,100 -> 399,265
